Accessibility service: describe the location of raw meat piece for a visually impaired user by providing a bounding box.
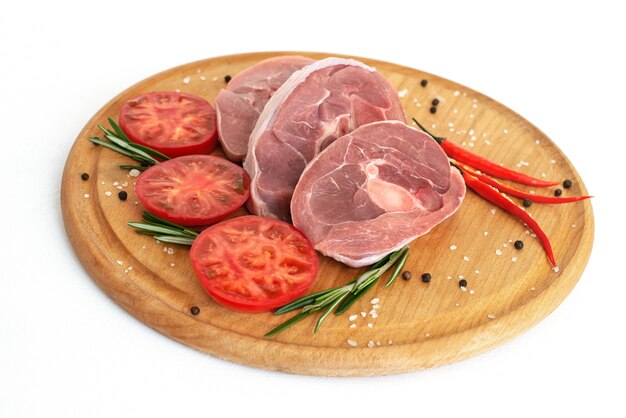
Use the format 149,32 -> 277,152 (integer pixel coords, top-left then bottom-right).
244,57 -> 406,222
291,120 -> 466,268
215,55 -> 314,162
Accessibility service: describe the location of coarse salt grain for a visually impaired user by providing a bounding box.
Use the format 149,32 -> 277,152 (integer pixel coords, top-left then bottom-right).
373,304 -> 380,309
167,248 -> 174,255
104,191 -> 112,196
512,257 -> 518,262
553,266 -> 560,273
398,88 -> 408,98
116,260 -> 123,265
212,76 -> 219,81
460,286 -> 467,292
349,314 -> 358,321
484,231 -> 489,236
128,169 -> 140,177
490,208 -> 496,214
469,289 -> 475,295
200,75 -> 206,81
84,194 -> 90,198
463,256 -> 470,261
182,76 -> 190,84
367,341 -> 375,348
495,249 -> 503,255
347,339 -> 357,347
475,270 -> 480,274
531,287 -> 536,291
170,263 -> 176,267
453,90 -> 460,96
450,245 -> 457,250
487,314 -> 496,319
361,312 -> 367,318
350,324 -> 357,329
113,182 -> 119,186
370,298 -> 380,304
458,275 -> 465,279
122,181 -> 128,187
367,323 -> 373,328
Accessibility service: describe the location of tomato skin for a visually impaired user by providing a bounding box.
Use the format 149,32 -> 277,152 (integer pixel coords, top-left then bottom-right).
190,216 -> 319,313
119,91 -> 218,158
135,155 -> 250,227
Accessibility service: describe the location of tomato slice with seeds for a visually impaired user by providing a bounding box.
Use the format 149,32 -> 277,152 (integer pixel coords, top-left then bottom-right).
119,91 -> 218,158
135,155 -> 250,227
190,216 -> 319,313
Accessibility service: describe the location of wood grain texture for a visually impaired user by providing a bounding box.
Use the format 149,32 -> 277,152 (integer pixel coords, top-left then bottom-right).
61,51 -> 594,376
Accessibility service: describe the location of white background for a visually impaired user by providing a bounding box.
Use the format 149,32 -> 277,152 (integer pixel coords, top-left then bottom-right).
1,1 -> 624,416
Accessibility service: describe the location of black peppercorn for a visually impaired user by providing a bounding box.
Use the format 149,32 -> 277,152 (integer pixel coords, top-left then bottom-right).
420,79 -> 428,87
514,240 -> 524,250
190,306 -> 200,315
118,191 -> 128,201
421,273 -> 432,283
563,179 -> 572,189
81,172 -> 89,181
554,188 -> 563,197
431,98 -> 440,106
402,271 -> 411,280
459,279 -> 468,288
523,198 -> 532,207
224,75 -> 232,83
429,106 -> 437,114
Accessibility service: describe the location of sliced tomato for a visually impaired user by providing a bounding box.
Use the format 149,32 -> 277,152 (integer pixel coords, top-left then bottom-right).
135,155 -> 250,226
119,91 -> 218,158
190,216 -> 319,313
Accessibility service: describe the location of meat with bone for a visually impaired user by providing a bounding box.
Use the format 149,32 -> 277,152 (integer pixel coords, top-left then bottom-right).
243,57 -> 406,222
291,120 -> 466,268
215,55 -> 314,162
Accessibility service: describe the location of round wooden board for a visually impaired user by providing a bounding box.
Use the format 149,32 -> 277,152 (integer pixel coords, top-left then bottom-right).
61,51 -> 593,376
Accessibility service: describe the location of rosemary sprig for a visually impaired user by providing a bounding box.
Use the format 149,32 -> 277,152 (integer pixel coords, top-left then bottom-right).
128,211 -> 198,245
88,118 -> 169,170
264,246 -> 410,338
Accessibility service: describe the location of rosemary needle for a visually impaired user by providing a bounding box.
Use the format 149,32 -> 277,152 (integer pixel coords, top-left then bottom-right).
88,118 -> 169,168
265,246 -> 410,338
128,211 -> 198,245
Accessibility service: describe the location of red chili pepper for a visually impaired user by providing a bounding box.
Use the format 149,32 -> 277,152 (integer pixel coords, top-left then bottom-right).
456,162 -> 592,204
441,140 -> 559,187
459,168 -> 557,267
412,118 -> 559,187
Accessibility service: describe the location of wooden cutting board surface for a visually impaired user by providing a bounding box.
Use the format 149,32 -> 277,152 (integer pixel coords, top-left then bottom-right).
61,51 -> 594,376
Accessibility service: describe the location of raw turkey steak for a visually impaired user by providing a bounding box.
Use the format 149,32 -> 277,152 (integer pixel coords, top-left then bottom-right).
244,57 -> 406,222
291,121 -> 466,267
215,55 -> 314,162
